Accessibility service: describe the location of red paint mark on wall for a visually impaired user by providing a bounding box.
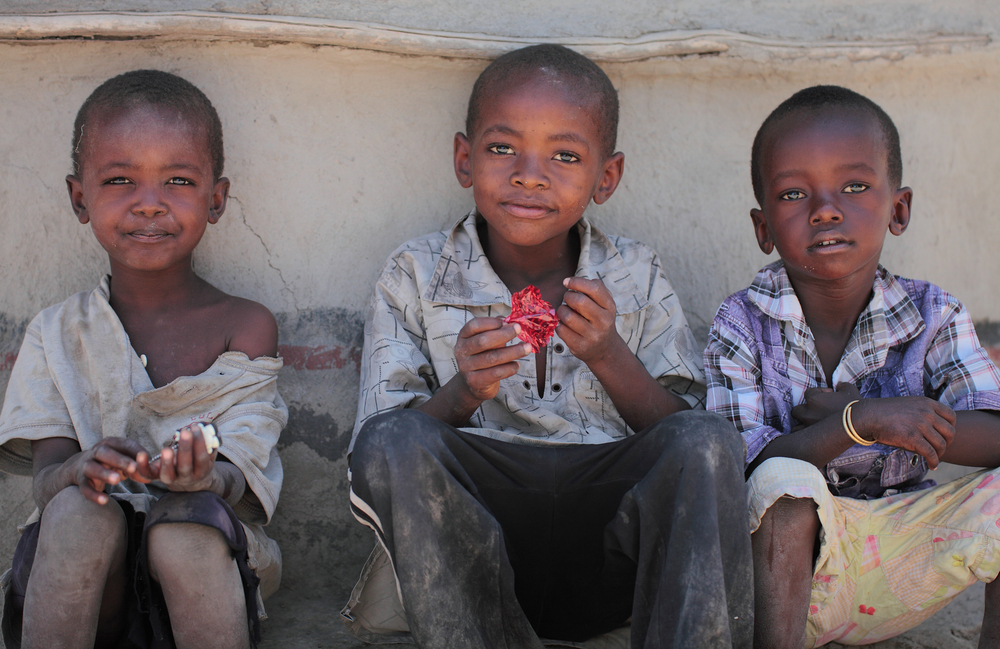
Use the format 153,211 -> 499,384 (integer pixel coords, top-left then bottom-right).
278,345 -> 362,373
1,352 -> 16,371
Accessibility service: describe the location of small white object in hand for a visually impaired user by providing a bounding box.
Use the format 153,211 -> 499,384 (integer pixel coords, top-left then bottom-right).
150,423 -> 220,463
140,354 -> 147,368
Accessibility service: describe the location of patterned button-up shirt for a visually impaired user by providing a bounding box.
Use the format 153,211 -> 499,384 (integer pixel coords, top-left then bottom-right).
705,261 -> 1000,496
351,211 -> 705,452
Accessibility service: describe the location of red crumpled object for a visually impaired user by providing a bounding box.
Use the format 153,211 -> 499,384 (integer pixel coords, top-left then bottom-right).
505,285 -> 559,353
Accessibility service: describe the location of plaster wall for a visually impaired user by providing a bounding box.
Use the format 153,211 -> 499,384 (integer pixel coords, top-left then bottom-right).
0,9 -> 999,601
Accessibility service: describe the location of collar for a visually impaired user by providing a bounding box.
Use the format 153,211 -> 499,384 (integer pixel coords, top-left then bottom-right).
423,210 -> 647,314
747,261 -> 926,380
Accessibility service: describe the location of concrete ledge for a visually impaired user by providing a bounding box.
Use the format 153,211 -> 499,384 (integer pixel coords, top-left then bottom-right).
0,11 -> 991,61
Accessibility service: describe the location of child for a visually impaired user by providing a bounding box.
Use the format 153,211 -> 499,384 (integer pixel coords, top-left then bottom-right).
346,44 -> 752,649
705,85 -> 1000,647
0,70 -> 286,649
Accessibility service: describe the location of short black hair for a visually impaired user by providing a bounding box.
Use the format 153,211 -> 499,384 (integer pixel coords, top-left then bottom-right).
466,44 -> 619,158
750,85 -> 902,205
72,70 -> 224,180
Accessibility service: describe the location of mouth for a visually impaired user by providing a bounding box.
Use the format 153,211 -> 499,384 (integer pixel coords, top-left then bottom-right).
501,201 -> 553,219
127,229 -> 172,242
809,236 -> 850,251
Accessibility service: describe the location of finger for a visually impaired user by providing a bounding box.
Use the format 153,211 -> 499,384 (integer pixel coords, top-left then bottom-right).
459,317 -> 507,340
555,305 -> 591,334
174,429 -> 195,479
84,459 -> 122,486
464,341 -> 532,371
79,479 -> 110,505
191,427 -> 215,479
931,416 -> 956,448
804,387 -> 834,397
91,446 -> 140,475
159,446 -> 176,483
561,291 -> 610,326
99,437 -> 150,460
459,325 -> 523,357
913,438 -> 941,470
933,401 -> 958,426
467,362 -> 521,390
131,451 -> 155,483
562,277 -> 615,311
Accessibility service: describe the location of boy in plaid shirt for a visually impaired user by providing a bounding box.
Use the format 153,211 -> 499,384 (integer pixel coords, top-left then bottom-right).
705,85 -> 1000,647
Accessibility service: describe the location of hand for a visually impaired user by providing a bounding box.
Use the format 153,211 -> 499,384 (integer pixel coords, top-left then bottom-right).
61,437 -> 154,505
154,425 -> 219,492
454,317 -> 532,403
791,383 -> 861,428
556,277 -> 622,365
852,396 -> 956,469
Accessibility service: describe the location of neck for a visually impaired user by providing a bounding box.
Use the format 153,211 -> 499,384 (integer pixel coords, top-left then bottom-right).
787,264 -> 879,339
107,258 -> 207,311
480,220 -> 580,291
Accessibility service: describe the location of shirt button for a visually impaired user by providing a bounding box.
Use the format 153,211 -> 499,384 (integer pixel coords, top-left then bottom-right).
523,381 -> 531,390
554,344 -> 565,353
552,383 -> 562,392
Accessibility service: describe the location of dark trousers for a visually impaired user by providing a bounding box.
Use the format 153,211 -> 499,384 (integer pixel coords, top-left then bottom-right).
350,409 -> 753,649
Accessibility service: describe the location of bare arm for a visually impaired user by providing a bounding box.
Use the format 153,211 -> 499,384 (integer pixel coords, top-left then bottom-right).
748,385 -> 956,476
938,410 -> 1000,467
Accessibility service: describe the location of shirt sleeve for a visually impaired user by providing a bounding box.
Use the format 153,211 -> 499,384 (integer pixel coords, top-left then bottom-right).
636,252 -> 707,409
924,296 -> 1000,412
704,301 -> 782,465
351,252 -> 439,453
0,321 -> 78,476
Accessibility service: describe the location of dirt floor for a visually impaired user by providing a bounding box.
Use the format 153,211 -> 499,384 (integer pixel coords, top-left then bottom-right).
256,582 -> 986,648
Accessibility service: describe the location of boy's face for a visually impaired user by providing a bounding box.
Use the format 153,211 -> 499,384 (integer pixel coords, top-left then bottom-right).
453,72 -> 623,250
751,108 -> 912,287
67,104 -> 228,275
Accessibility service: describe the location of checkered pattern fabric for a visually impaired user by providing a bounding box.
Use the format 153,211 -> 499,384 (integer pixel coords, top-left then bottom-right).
705,261 -> 1000,468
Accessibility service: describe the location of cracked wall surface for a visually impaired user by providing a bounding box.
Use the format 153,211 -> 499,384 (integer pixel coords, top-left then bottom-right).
1,22 -> 1000,609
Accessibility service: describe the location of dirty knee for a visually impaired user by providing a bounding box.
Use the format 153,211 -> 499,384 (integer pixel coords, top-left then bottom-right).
147,522 -> 232,583
40,486 -> 127,548
652,410 -> 746,469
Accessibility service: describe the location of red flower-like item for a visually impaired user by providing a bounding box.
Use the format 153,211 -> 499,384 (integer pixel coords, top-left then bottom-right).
505,285 -> 559,353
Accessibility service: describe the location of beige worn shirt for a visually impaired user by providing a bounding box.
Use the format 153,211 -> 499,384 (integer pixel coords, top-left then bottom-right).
352,211 -> 706,452
0,277 -> 287,601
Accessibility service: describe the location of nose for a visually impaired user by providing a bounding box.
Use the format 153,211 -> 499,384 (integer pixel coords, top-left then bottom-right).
132,184 -> 167,218
810,195 -> 843,225
510,153 -> 549,190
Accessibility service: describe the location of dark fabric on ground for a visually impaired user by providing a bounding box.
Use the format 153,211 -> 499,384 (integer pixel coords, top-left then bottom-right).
350,409 -> 754,649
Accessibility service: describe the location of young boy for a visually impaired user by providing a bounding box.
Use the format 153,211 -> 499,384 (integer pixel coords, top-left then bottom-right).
705,85 -> 1000,648
0,70 -> 286,649
346,44 -> 752,649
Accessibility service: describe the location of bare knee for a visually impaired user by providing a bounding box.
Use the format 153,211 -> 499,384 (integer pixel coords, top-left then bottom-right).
147,521 -> 232,584
38,486 -> 127,558
759,497 -> 819,532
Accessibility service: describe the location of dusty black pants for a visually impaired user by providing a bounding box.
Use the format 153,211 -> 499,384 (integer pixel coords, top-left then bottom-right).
349,409 -> 753,649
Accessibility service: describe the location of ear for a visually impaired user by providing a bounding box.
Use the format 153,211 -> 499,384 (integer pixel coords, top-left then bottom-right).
888,186 -> 912,236
66,175 -> 89,224
209,177 -> 230,224
592,152 -> 625,205
454,132 -> 473,189
750,208 -> 774,255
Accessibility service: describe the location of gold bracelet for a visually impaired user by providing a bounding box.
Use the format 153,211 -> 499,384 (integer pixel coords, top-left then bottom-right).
842,400 -> 875,446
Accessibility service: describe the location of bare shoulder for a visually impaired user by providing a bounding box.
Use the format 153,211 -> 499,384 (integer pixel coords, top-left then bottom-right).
223,296 -> 279,360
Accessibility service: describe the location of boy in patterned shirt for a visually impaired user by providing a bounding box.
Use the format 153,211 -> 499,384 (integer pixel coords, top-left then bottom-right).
347,44 -> 752,648
705,85 -> 1000,647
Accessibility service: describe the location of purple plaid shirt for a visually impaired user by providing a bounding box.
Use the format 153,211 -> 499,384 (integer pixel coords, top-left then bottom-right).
706,261 -> 1000,498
